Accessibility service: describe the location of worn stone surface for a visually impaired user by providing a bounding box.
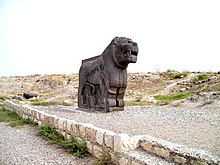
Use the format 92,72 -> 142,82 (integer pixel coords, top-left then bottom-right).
71,123 -> 79,136
78,124 -> 86,138
173,155 -> 187,164
96,128 -> 105,145
154,147 -> 170,159
86,141 -> 93,153
93,145 -> 103,159
114,133 -> 131,153
119,157 -> 129,165
78,37 -> 138,112
140,140 -> 153,153
104,131 -> 115,149
191,160 -> 208,165
66,120 -> 73,134
57,118 -> 65,131
85,127 -> 96,142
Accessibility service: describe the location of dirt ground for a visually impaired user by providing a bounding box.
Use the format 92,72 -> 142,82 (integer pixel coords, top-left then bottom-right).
0,71 -> 219,106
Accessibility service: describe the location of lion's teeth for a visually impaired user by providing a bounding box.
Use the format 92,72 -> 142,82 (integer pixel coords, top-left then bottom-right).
129,51 -> 132,55
127,51 -> 129,56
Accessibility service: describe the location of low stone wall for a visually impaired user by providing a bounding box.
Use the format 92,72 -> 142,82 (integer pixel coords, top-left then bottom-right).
4,100 -> 219,165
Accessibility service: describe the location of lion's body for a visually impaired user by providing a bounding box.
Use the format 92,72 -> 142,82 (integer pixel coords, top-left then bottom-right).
78,37 -> 138,112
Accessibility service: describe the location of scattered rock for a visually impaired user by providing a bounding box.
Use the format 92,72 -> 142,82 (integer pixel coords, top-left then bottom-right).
23,93 -> 38,99
12,96 -> 22,101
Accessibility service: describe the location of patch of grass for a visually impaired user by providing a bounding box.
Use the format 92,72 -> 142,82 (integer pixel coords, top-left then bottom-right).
30,100 -> 58,106
61,102 -> 73,106
125,100 -> 148,106
9,118 -> 38,127
38,125 -> 88,158
193,74 -> 209,81
0,95 -> 9,101
0,106 -> 38,127
38,125 -> 64,142
30,100 -> 73,106
171,73 -> 187,79
60,139 -> 88,158
154,92 -> 189,102
0,107 -> 20,122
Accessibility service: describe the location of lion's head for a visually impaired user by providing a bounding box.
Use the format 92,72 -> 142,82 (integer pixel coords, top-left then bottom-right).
111,37 -> 138,69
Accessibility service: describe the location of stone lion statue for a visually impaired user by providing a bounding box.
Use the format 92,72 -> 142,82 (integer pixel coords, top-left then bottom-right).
78,37 -> 138,112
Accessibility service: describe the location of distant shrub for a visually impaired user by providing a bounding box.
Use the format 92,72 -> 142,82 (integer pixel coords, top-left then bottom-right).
193,74 -> 209,81
171,73 -> 187,79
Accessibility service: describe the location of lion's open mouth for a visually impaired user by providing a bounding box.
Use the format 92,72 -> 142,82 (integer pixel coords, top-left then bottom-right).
123,50 -> 138,57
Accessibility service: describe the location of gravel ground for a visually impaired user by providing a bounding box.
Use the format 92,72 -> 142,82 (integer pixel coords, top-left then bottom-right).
31,101 -> 220,158
0,123 -> 95,165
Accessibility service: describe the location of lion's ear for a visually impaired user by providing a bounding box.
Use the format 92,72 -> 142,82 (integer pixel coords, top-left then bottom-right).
111,36 -> 120,45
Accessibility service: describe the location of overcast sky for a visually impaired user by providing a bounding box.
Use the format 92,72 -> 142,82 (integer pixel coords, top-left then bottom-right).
0,0 -> 219,76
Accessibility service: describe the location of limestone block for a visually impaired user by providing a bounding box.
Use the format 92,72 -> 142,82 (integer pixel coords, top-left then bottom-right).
38,121 -> 42,125
96,128 -> 106,145
72,123 -> 79,136
63,120 -> 67,131
36,111 -> 41,120
61,131 -> 65,138
85,127 -> 96,142
22,106 -> 27,114
43,114 -> 55,125
191,160 -> 208,165
40,112 -> 46,122
78,124 -> 86,138
104,131 -> 115,149
66,134 -> 71,140
140,140 -> 153,153
114,134 -> 140,153
119,157 -> 129,165
66,120 -> 74,134
114,133 -> 130,153
58,118 -> 65,131
173,155 -> 187,164
33,111 -> 37,119
30,109 -> 34,117
86,141 -> 93,153
130,160 -> 142,165
93,145 -> 103,159
53,116 -> 59,129
154,146 -> 170,159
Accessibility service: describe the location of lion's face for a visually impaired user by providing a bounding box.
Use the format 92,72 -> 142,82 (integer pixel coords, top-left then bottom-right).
112,37 -> 138,68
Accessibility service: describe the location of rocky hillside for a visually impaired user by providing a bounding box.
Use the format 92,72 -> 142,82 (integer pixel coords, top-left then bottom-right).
0,71 -> 220,106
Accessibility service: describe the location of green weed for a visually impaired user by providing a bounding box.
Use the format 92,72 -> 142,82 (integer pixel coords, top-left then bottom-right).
193,74 -> 209,81
171,73 -> 187,79
0,107 -> 37,127
0,107 -> 20,122
30,100 -> 58,106
9,118 -> 38,127
38,125 -> 88,158
0,95 -> 9,101
30,100 -> 73,106
154,92 -> 189,102
60,139 -> 88,158
38,125 -> 64,142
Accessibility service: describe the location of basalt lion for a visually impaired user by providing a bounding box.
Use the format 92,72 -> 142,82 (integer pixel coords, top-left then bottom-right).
78,37 -> 138,112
